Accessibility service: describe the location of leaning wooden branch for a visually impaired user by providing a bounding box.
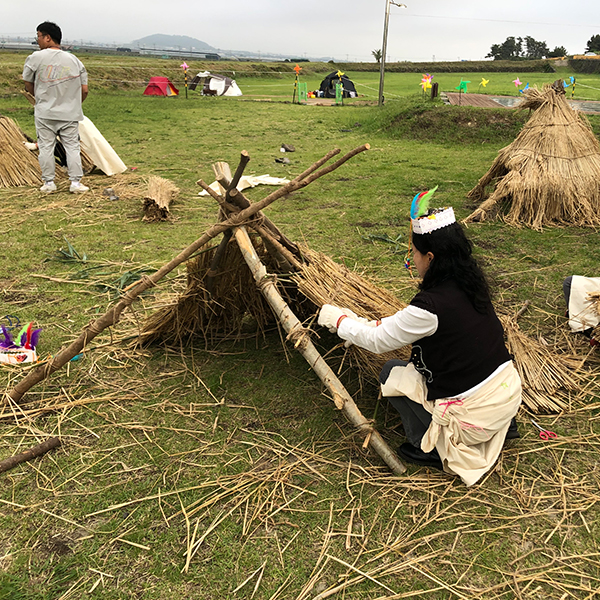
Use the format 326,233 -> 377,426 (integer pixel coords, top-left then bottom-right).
4,144 -> 369,405
0,437 -> 61,474
233,225 -> 405,475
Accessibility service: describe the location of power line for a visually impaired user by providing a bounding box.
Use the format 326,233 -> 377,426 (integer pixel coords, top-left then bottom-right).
395,13 -> 600,29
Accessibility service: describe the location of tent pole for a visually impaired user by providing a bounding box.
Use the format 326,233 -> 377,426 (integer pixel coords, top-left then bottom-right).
233,225 -> 406,475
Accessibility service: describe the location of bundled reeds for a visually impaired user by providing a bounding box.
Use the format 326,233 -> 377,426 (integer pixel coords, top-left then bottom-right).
0,116 -> 45,187
465,83 -> 600,230
142,176 -> 179,221
500,314 -> 588,412
293,247 -> 412,381
139,234 -> 286,346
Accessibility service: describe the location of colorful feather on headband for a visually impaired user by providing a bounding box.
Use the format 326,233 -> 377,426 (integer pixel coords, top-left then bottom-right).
0,325 -> 15,349
410,185 -> 438,219
13,322 -> 42,350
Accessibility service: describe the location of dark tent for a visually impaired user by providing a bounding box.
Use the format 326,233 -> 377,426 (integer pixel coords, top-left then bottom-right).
319,72 -> 358,99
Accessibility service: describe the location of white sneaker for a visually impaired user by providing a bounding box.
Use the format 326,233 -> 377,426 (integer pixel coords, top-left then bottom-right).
70,181 -> 89,193
40,181 -> 57,193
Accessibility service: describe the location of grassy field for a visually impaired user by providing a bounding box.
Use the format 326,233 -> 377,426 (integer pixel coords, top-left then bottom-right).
1,54 -> 600,599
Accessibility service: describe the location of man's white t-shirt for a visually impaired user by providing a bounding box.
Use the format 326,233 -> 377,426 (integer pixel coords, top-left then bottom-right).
22,48 -> 88,122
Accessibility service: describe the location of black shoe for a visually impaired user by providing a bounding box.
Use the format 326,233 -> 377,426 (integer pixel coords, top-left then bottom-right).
505,417 -> 520,440
397,442 -> 443,470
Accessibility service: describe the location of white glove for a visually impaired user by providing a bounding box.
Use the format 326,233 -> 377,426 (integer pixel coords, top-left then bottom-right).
23,141 -> 38,151
318,304 -> 349,332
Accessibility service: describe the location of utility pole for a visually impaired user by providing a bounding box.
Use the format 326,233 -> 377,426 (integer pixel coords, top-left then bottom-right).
378,1 -> 407,106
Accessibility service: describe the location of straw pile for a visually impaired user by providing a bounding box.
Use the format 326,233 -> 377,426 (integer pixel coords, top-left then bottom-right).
142,176 -> 179,221
465,83 -> 600,230
500,314 -> 591,412
0,116 -> 47,187
139,233 -> 289,346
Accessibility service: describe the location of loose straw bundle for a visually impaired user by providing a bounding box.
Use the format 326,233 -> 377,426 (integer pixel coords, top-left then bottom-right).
500,313 -> 593,412
293,247 -> 411,381
143,176 -> 179,221
465,83 -> 600,230
0,116 -> 45,187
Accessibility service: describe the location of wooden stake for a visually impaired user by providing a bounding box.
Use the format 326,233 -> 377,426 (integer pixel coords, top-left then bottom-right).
0,437 -> 61,473
233,226 -> 405,475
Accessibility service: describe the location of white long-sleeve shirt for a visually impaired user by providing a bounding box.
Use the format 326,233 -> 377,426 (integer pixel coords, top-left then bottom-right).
337,305 -> 438,354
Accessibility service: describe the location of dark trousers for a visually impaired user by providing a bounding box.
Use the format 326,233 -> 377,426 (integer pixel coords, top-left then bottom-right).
379,360 -> 432,447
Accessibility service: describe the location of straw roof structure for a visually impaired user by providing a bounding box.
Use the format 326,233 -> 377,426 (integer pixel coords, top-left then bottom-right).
465,82 -> 600,230
0,115 -> 95,188
138,232 -> 594,413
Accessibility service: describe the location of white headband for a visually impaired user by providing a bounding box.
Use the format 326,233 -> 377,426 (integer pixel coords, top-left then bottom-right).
411,207 -> 456,235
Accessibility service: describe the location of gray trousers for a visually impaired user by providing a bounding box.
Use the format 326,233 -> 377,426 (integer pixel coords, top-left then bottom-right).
380,359 -> 432,447
35,117 -> 83,183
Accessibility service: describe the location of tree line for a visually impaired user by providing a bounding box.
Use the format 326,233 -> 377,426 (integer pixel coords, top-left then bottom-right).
487,34 -> 600,61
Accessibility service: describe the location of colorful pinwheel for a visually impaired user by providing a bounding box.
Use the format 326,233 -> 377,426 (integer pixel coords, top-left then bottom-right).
519,82 -> 530,94
480,78 -> 489,88
512,77 -> 522,88
455,79 -> 470,93
420,74 -> 432,92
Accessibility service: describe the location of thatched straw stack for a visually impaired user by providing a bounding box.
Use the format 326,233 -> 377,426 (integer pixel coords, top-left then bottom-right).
500,315 -> 590,412
139,234 -> 286,346
0,116 -> 46,187
143,176 -> 179,222
465,83 -> 600,230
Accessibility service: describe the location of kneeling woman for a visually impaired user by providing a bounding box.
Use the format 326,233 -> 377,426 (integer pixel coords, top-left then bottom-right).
318,199 -> 521,487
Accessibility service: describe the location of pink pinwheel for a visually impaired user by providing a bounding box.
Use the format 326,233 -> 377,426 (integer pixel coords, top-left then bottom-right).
512,77 -> 522,88
180,62 -> 189,70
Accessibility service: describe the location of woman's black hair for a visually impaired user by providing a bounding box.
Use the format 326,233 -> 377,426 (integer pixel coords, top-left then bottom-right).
412,222 -> 492,313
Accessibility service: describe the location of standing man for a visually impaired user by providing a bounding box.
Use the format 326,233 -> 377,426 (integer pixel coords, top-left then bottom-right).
23,22 -> 89,193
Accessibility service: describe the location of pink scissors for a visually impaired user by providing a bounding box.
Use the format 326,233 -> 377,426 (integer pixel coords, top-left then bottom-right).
530,419 -> 558,440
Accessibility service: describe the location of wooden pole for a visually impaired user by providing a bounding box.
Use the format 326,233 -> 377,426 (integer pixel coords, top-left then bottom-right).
5,144 -> 370,405
0,437 -> 61,474
233,226 -> 406,475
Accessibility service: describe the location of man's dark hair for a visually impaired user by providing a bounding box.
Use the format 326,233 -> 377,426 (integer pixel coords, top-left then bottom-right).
37,22 -> 62,45
412,222 -> 492,314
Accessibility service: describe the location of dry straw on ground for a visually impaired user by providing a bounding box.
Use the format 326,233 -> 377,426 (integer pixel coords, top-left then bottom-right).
465,82 -> 600,230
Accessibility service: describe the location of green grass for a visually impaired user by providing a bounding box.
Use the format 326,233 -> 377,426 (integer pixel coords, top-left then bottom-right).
1,54 -> 600,599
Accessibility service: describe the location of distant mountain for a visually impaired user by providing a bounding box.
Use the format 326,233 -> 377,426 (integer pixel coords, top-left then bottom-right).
131,34 -> 217,52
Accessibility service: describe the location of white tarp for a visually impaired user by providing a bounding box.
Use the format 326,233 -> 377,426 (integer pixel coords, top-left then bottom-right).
199,174 -> 289,196
78,116 -> 127,176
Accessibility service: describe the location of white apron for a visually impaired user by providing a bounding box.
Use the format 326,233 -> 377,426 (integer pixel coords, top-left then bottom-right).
381,362 -> 522,486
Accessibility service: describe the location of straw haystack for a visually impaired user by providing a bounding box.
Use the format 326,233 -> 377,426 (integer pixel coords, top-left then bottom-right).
0,115 -> 95,188
0,116 -> 60,187
465,82 -> 600,230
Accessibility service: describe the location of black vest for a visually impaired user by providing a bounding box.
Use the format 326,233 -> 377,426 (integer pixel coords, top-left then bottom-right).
409,279 -> 511,401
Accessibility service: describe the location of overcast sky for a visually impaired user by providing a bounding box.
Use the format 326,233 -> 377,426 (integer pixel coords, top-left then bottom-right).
2,0 -> 599,61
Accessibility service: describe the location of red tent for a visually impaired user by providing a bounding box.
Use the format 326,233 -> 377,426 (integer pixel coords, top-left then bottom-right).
143,77 -> 179,96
